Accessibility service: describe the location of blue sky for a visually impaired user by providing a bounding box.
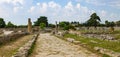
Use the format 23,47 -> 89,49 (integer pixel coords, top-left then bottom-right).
0,0 -> 120,25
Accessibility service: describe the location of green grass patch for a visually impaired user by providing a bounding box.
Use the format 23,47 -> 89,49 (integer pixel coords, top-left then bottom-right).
64,33 -> 120,52
28,41 -> 36,55
102,54 -> 111,57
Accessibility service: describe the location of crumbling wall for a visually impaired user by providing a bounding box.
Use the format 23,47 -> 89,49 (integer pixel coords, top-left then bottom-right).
12,33 -> 39,57
0,32 -> 28,45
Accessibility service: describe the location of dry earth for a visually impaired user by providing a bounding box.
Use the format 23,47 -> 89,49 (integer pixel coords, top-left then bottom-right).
0,35 -> 33,57
30,33 -> 100,57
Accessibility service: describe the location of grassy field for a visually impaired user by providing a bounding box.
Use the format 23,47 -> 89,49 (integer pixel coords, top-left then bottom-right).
63,33 -> 120,52
0,35 -> 33,57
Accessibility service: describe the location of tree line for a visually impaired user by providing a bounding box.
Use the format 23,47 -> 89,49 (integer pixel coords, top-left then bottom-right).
0,13 -> 120,29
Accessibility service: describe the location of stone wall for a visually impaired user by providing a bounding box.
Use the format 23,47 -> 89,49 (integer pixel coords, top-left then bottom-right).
94,47 -> 120,57
0,32 -> 28,45
12,33 -> 39,57
82,34 -> 118,41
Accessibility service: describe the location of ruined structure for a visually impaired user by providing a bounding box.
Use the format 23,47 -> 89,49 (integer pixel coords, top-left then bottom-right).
55,21 -> 58,33
28,18 -> 32,33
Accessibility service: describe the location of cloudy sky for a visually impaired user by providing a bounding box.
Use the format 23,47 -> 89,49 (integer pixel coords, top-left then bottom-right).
0,0 -> 120,25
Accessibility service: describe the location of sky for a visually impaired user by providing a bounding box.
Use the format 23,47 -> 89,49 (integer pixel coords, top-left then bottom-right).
0,0 -> 120,25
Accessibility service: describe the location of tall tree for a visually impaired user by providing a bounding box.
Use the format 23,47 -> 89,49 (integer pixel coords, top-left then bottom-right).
6,21 -> 15,28
0,18 -> 6,28
86,13 -> 101,28
34,16 -> 48,27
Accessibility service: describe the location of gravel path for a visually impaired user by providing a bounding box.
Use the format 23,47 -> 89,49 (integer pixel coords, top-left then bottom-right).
31,33 -> 100,57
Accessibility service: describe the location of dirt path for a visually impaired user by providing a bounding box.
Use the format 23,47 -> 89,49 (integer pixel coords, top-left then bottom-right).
30,33 -> 100,57
0,35 -> 33,57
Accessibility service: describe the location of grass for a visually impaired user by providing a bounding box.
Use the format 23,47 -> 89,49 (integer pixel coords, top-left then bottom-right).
102,54 -> 111,57
63,33 -> 120,52
0,35 -> 33,57
28,41 -> 36,55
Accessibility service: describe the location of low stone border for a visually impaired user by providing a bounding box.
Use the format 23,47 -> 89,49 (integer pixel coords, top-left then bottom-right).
12,33 -> 39,57
94,47 -> 120,57
0,32 -> 28,45
82,34 -> 118,41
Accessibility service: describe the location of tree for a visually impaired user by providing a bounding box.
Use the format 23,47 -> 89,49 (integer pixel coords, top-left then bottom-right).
40,23 -> 46,30
59,21 -> 70,30
86,13 -> 101,28
6,21 -> 15,28
48,24 -> 55,28
105,20 -> 115,27
116,21 -> 120,26
0,18 -> 6,28
105,20 -> 115,32
34,16 -> 48,27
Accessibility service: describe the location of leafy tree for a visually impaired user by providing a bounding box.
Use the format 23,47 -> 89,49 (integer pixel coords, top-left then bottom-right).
0,18 -> 6,28
105,20 -> 115,32
48,24 -> 55,28
59,21 -> 70,30
34,16 -> 48,27
116,21 -> 120,26
86,13 -> 101,28
40,23 -> 46,30
6,21 -> 15,28
105,20 -> 115,27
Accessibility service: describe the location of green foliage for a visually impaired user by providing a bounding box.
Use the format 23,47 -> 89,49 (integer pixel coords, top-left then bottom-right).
6,21 -> 16,28
59,21 -> 76,30
48,24 -> 55,28
71,21 -> 79,27
34,16 -> 48,27
63,33 -> 120,52
102,54 -> 110,57
86,13 -> 101,27
0,18 -> 6,28
105,20 -> 115,27
40,23 -> 46,29
116,21 -> 120,26
17,25 -> 27,28
59,21 -> 70,30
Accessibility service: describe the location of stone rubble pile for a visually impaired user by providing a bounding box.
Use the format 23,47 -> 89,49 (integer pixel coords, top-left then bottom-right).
12,34 -> 39,57
53,31 -> 68,37
94,47 -> 120,57
82,34 -> 116,41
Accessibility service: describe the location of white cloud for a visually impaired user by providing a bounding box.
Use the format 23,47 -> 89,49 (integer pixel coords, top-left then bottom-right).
0,0 -> 24,6
37,3 -> 40,6
48,1 -> 61,9
109,0 -> 120,9
65,1 -> 74,11
0,0 -> 119,25
76,3 -> 81,9
28,6 -> 35,13
13,6 -> 23,13
86,0 -> 106,6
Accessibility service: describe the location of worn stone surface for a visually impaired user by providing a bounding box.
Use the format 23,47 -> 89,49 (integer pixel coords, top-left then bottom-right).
94,47 -> 120,57
30,33 -> 100,57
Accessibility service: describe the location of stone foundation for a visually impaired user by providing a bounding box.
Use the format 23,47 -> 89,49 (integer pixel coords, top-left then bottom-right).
0,32 -> 28,45
12,33 -> 39,57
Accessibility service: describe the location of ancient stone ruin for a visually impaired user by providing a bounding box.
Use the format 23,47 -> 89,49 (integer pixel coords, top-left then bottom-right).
28,18 -> 32,33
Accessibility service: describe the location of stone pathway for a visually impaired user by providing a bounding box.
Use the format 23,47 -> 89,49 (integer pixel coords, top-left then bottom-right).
30,33 -> 100,57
